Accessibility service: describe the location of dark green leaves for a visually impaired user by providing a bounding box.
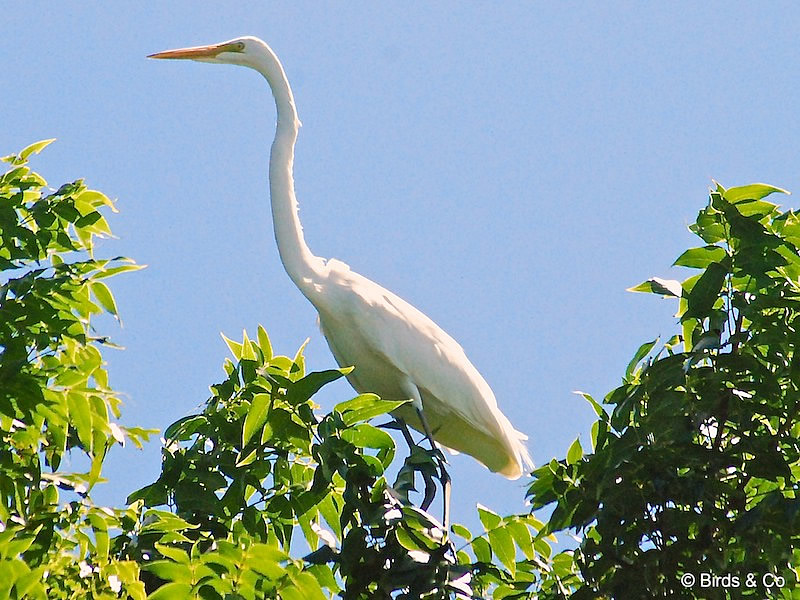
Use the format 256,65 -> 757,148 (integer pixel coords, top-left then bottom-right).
287,368 -> 350,405
684,258 -> 729,319
529,180 -> 800,597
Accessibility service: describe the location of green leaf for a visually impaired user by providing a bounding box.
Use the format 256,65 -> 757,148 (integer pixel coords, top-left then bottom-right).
395,527 -> 428,552
575,391 -> 609,421
285,571 -> 327,600
245,542 -> 288,565
723,182 -> 789,203
674,245 -> 727,269
488,527 -> 517,576
220,332 -> 243,360
146,581 -> 192,600
289,369 -> 350,405
318,495 -> 342,541
240,329 -> 256,360
144,561 -> 191,584
2,532 -> 38,557
589,420 -> 605,451
139,511 -> 197,535
735,199 -> 780,219
625,337 -> 658,379
627,277 -> 682,297
334,395 -> 410,426
691,206 -> 727,243
684,260 -> 728,319
94,260 -> 144,279
66,392 -> 93,452
450,523 -> 472,540
242,393 -> 271,447
566,437 -> 583,465
306,564 -> 338,594
155,543 -> 191,564
76,188 -> 117,212
471,536 -> 492,563
292,338 -> 309,377
506,520 -> 535,560
19,139 -> 56,161
164,415 -> 207,440
90,281 -> 118,316
535,538 -> 553,560
257,324 -> 273,360
236,448 -> 259,467
340,423 -> 394,450
477,504 -> 502,530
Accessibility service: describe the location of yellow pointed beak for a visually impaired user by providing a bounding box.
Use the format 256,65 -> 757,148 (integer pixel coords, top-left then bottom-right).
148,41 -> 241,60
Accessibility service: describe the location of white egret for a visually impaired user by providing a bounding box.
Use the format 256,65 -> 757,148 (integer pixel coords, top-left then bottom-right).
149,37 -> 532,520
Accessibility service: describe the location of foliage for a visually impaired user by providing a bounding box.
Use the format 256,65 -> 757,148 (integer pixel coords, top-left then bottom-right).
6,140 -> 799,599
529,182 -> 800,598
122,327 -> 570,598
0,141 -> 152,598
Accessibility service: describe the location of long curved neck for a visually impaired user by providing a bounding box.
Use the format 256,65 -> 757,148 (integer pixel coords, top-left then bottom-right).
256,51 -> 324,293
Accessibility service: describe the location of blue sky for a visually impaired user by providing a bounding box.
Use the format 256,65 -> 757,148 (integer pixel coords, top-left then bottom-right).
6,4 -> 800,535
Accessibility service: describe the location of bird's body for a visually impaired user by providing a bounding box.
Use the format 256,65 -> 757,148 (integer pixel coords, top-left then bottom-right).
312,258 -> 528,477
149,36 -> 532,480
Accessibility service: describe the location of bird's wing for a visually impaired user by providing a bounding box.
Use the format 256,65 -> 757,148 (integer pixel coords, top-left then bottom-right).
314,259 -> 531,477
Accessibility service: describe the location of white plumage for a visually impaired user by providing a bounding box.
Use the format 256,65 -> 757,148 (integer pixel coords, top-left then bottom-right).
149,36 -> 532,480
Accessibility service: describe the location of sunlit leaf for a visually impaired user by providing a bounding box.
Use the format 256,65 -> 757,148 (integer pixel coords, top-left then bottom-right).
285,571 -> 327,600
477,504 -> 502,530
257,324 -> 273,360
76,188 -> 118,212
220,332 -> 243,360
242,393 -> 271,447
492,529 -> 518,576
450,523 -> 472,540
574,391 -> 609,421
341,423 -> 394,450
723,182 -> 789,203
66,392 -> 93,452
146,581 -> 192,599
471,536 -> 492,563
566,437 -> 583,465
19,138 -> 56,161
91,281 -> 118,316
506,519 -> 535,560
335,395 -> 409,426
674,245 -> 727,269
241,329 -> 256,360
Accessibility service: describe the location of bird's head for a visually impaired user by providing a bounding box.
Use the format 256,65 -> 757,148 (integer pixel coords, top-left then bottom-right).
148,36 -> 272,69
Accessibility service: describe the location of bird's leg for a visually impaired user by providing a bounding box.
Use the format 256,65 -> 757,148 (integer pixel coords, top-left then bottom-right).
416,407 -> 451,529
384,417 -> 416,449
441,464 -> 451,531
381,418 -> 437,509
399,378 -> 451,527
398,417 -> 438,512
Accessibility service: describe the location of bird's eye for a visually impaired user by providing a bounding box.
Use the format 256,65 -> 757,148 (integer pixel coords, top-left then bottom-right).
236,42 -> 245,51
